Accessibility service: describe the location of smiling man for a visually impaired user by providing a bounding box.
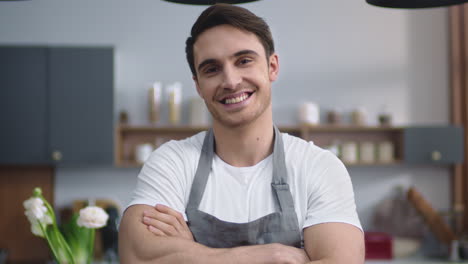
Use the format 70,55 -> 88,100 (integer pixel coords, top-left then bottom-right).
119,4 -> 364,264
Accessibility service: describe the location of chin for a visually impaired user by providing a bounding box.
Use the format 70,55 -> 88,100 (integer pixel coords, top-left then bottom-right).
209,102 -> 270,129
215,114 -> 260,129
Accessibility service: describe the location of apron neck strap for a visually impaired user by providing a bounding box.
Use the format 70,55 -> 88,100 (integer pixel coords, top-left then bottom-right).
186,126 -> 294,213
272,125 -> 288,185
271,126 -> 295,213
187,128 -> 214,210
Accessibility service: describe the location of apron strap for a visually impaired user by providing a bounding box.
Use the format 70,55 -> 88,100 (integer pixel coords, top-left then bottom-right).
271,126 -> 296,213
187,126 -> 296,214
186,128 -> 214,210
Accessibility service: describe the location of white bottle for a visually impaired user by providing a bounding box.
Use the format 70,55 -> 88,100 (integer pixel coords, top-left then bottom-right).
167,82 -> 182,125
135,143 -> 154,164
190,96 -> 210,126
299,102 -> 320,125
341,142 -> 358,164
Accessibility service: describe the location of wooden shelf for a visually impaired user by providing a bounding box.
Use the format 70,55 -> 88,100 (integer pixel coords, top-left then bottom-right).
119,125 -> 210,133
118,124 -> 403,133
118,160 -> 404,169
115,124 -> 404,168
299,124 -> 404,132
118,124 -> 302,134
343,160 -> 403,167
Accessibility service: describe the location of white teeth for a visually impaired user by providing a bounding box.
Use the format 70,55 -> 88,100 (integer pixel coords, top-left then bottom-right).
225,94 -> 248,104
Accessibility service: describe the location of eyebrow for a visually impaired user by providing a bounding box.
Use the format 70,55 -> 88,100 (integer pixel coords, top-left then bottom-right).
196,49 -> 260,73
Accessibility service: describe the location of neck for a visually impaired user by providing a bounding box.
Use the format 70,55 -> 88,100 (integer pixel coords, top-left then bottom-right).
212,108 -> 274,167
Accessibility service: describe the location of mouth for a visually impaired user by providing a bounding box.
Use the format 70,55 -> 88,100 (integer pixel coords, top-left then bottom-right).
219,92 -> 254,105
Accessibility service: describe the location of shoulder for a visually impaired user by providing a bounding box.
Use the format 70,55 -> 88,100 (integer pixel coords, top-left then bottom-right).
130,132 -> 206,211
160,131 -> 205,154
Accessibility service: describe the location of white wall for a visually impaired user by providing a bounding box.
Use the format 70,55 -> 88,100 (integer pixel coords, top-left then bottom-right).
0,0 -> 451,230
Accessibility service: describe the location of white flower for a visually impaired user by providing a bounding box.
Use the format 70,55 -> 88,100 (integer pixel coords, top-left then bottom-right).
23,197 -> 53,237
30,221 -> 44,237
77,206 -> 108,229
23,197 -> 47,220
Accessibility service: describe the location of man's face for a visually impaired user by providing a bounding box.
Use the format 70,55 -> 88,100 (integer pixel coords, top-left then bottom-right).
193,24 -> 279,128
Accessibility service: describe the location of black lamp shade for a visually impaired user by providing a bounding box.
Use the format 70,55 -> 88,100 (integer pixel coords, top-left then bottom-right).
163,0 -> 260,4
366,0 -> 468,8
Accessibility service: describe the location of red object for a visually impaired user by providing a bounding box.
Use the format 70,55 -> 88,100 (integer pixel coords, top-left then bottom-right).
365,232 -> 393,259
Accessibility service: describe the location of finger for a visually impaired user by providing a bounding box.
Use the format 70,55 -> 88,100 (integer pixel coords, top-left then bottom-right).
147,225 -> 167,237
143,209 -> 160,219
155,204 -> 187,227
301,249 -> 310,261
294,248 -> 309,263
143,216 -> 177,236
145,210 -> 193,240
144,209 -> 180,227
144,210 -> 183,233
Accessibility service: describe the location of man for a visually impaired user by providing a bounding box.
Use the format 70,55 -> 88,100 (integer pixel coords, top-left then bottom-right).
119,4 -> 364,264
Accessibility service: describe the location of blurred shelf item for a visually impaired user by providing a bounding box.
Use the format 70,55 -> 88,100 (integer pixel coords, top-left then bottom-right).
115,124 -> 463,168
299,124 -> 405,166
115,125 -> 301,167
115,124 -> 402,167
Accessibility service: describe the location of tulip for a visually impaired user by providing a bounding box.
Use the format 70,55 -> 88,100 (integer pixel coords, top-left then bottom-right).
23,188 -> 109,264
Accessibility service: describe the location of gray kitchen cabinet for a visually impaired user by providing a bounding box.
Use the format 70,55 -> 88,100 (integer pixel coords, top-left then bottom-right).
404,126 -> 464,164
0,46 -> 114,166
48,48 -> 114,165
0,47 -> 49,164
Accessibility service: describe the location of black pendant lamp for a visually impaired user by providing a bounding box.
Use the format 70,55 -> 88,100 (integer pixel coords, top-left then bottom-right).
366,0 -> 468,8
163,0 -> 260,5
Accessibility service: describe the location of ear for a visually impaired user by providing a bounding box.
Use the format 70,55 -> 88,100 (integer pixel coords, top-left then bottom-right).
268,53 -> 279,82
193,75 -> 203,98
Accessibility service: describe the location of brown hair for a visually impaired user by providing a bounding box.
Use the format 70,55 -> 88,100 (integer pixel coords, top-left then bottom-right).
185,3 -> 275,77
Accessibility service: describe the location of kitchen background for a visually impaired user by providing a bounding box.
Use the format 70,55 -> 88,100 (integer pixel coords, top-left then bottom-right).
0,0 -> 451,232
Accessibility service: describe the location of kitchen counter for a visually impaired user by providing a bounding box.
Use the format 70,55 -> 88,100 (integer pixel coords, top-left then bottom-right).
366,259 -> 468,264
44,255 -> 468,264
90,257 -> 468,264
91,259 -> 467,264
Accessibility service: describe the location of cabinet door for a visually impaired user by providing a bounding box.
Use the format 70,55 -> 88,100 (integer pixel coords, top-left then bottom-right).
0,47 -> 49,164
404,126 -> 464,164
48,47 -> 114,165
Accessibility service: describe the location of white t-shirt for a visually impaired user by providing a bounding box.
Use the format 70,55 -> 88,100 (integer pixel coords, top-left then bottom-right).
128,131 -> 362,233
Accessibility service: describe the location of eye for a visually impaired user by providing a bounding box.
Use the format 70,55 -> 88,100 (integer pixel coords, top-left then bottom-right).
203,65 -> 219,75
238,57 -> 253,65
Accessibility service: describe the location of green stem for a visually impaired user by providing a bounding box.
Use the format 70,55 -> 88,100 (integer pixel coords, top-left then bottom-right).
55,228 -> 76,264
88,229 -> 95,264
38,193 -> 76,264
40,223 -> 61,263
39,193 -> 58,226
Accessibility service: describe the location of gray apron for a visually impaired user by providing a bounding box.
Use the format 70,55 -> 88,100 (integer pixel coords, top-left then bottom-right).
185,126 -> 302,248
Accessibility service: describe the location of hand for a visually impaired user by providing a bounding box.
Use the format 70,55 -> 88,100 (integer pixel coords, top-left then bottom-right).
142,204 -> 194,241
238,243 -> 309,264
266,243 -> 310,264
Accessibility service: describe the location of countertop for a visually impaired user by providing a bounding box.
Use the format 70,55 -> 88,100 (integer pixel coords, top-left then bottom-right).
366,259 -> 468,264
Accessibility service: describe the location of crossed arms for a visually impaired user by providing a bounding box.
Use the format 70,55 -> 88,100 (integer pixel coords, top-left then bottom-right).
118,204 -> 365,264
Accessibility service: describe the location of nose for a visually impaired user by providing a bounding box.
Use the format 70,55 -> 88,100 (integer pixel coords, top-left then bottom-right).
221,65 -> 241,90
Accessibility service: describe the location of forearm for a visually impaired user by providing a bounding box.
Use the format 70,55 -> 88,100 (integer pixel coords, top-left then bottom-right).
119,205 -> 219,263
146,239 -> 273,264
120,205 -> 308,264
128,236 -> 227,264
305,260 -> 327,264
129,236 -> 307,264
